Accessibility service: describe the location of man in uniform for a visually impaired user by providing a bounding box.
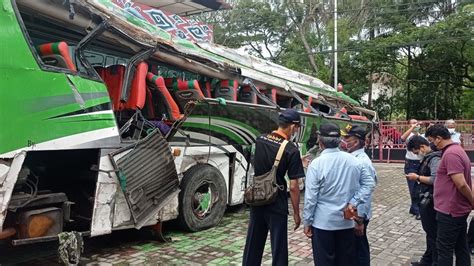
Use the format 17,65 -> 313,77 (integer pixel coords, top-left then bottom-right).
303,123 -> 375,266
341,125 -> 377,266
243,109 -> 305,266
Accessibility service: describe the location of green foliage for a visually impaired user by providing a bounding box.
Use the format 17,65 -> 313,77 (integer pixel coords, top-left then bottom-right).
460,89 -> 474,119
205,0 -> 473,120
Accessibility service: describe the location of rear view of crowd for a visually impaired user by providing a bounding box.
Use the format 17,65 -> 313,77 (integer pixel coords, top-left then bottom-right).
403,121 -> 472,266
243,110 -> 472,266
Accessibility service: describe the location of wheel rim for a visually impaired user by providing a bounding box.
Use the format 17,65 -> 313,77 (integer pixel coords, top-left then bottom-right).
192,181 -> 219,219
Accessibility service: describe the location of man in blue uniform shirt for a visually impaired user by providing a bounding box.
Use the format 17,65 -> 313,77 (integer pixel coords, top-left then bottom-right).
341,125 -> 377,266
303,123 -> 375,266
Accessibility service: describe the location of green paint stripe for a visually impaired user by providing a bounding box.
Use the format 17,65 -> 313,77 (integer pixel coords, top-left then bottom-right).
50,113 -> 115,123
183,122 -> 245,145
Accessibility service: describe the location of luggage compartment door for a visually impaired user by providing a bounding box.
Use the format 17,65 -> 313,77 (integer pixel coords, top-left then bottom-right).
109,130 -> 179,229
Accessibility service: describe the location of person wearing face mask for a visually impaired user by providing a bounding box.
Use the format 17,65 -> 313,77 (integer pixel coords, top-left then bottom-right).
400,119 -> 423,220
425,124 -> 473,266
303,123 -> 375,266
406,136 -> 441,266
340,125 -> 377,266
445,119 -> 462,145
243,108 -> 305,266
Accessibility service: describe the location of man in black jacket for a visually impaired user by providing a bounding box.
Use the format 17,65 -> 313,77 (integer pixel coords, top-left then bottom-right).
406,135 -> 441,265
243,109 -> 305,266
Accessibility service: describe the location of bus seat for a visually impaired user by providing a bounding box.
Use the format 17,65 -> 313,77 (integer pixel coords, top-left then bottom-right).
335,107 -> 348,118
304,96 -> 313,113
238,85 -> 257,104
146,73 -> 182,121
103,65 -> 126,111
94,66 -> 106,79
258,88 -> 277,105
175,80 -> 205,97
304,97 -> 331,114
164,78 -> 174,87
36,42 -> 77,72
143,88 -> 156,119
170,79 -> 204,111
124,62 -> 148,110
198,80 -> 213,98
349,115 -> 369,121
214,80 -> 238,101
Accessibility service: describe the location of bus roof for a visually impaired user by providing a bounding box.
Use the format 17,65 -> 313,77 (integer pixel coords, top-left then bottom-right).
80,0 -> 361,106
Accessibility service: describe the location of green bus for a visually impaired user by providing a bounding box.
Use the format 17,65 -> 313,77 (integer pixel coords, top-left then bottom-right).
0,0 -> 375,255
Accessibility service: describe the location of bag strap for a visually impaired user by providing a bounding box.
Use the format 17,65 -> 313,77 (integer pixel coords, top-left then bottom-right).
273,140 -> 289,167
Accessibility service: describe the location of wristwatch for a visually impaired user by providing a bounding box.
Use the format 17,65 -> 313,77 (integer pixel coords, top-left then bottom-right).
416,175 -> 421,182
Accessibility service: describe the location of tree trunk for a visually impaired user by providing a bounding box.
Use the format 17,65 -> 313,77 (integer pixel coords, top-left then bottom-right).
298,27 -> 319,75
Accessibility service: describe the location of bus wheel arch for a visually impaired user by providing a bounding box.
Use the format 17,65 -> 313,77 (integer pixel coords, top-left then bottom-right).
178,164 -> 227,232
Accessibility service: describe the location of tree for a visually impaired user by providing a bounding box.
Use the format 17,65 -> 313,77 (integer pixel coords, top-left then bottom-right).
199,0 -> 474,119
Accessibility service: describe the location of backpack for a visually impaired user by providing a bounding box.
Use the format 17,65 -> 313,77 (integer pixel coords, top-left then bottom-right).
416,151 -> 441,195
244,140 -> 288,206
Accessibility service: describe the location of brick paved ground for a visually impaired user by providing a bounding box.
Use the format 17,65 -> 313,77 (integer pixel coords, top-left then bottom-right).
1,163 -> 473,265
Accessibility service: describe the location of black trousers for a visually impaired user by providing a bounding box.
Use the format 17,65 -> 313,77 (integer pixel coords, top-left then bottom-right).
355,220 -> 370,266
467,218 -> 474,248
436,212 -> 470,266
311,227 -> 356,266
243,207 -> 288,266
419,202 -> 437,265
404,159 -> 420,215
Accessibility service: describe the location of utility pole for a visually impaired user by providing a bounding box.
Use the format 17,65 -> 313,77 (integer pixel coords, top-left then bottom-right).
333,0 -> 338,90
406,46 -> 411,120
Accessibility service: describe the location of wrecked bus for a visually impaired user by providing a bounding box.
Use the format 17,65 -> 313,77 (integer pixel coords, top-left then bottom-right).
0,0 -> 376,256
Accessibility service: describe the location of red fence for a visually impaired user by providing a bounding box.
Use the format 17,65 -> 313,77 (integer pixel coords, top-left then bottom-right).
370,120 -> 474,163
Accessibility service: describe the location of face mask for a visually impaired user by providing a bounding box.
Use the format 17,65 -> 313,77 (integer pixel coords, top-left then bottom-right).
448,128 -> 455,134
340,139 -> 349,151
340,139 -> 356,152
413,126 -> 421,132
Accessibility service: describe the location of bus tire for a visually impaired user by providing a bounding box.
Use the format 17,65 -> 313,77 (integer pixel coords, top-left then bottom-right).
178,164 -> 227,232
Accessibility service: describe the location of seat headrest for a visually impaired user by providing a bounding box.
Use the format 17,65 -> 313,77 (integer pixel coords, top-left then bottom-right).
36,42 -> 77,72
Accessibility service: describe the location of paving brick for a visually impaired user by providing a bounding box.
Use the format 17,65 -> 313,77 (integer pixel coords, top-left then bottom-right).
4,164 -> 474,265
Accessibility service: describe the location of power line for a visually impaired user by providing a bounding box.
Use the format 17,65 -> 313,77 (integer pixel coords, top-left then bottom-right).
207,5 -> 461,27
303,35 -> 473,55
210,0 -> 457,17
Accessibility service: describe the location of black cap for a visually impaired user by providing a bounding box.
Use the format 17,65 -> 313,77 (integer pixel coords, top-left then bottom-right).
318,123 -> 341,137
341,124 -> 366,139
279,109 -> 301,125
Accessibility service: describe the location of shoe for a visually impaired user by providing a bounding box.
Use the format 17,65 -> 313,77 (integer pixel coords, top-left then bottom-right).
411,260 -> 430,266
415,214 -> 421,220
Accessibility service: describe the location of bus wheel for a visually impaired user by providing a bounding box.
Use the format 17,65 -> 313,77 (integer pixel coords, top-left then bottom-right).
178,164 -> 227,232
